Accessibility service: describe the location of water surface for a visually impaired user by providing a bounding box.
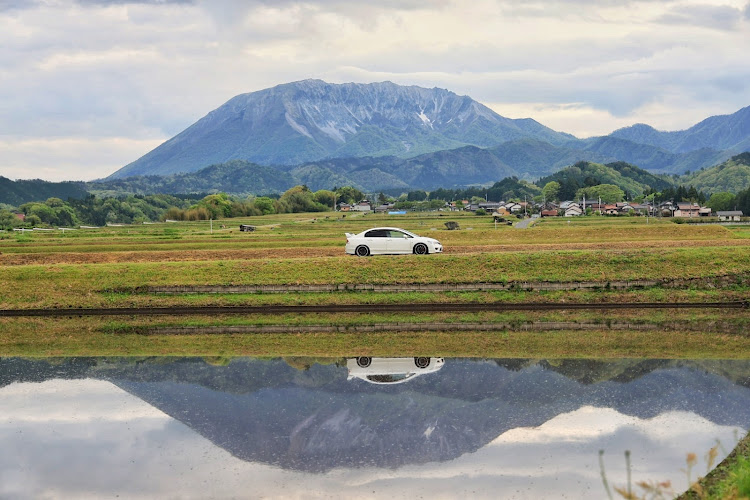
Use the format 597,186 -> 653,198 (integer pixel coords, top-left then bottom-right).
1,357 -> 748,499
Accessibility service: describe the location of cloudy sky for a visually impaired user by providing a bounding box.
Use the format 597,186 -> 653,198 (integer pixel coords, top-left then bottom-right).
1,0 -> 750,181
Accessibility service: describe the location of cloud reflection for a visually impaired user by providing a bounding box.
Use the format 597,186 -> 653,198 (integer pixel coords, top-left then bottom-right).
0,374 -> 746,499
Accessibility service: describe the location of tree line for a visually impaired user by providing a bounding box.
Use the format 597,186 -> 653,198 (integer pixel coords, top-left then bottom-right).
0,186 -> 366,229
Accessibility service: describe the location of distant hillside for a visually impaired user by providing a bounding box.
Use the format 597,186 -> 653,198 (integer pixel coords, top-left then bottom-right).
611,105 -> 750,154
680,152 -> 750,194
0,177 -> 89,206
107,79 -> 575,179
89,160 -> 295,196
536,161 -> 673,199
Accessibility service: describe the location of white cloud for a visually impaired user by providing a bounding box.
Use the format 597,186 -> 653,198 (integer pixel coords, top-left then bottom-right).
1,0 -> 750,180
0,136 -> 165,181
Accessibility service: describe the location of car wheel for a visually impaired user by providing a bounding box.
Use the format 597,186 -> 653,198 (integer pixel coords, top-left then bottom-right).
355,245 -> 370,257
414,357 -> 430,369
413,243 -> 428,255
357,357 -> 372,368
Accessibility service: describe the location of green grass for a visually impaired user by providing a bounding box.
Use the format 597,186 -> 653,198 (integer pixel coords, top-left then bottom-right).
680,432 -> 750,499
2,314 -> 750,358
1,213 -> 749,359
1,246 -> 748,309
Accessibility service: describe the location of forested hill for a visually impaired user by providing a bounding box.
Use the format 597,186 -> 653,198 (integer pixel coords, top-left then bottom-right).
89,160 -> 295,197
679,153 -> 750,194
535,161 -> 674,199
0,177 -> 89,206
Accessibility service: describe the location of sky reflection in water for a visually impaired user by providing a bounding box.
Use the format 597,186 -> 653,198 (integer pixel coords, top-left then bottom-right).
1,357 -> 749,499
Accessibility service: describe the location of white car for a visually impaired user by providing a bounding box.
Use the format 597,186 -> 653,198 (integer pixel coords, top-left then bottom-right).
346,357 -> 445,385
345,227 -> 443,256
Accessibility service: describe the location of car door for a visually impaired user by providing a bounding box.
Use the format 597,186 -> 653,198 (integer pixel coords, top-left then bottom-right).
385,229 -> 413,254
363,229 -> 389,254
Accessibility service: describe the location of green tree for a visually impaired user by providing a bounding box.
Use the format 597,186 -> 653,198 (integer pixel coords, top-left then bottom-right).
542,181 -> 561,202
195,193 -> 233,218
0,209 -> 21,229
575,184 -> 625,203
253,197 -> 276,215
407,190 -> 428,201
278,185 -> 327,213
706,192 -> 737,212
334,186 -> 364,205
736,186 -> 750,215
313,190 -> 336,209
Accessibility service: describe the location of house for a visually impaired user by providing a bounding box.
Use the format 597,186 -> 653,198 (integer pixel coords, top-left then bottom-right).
500,202 -> 523,213
559,201 -> 576,210
338,203 -> 352,212
564,204 -> 583,217
628,203 -> 655,215
717,210 -> 743,221
374,203 -> 395,213
541,209 -> 559,217
603,204 -> 619,215
479,202 -> 502,212
674,202 -> 710,217
352,201 -> 372,212
14,213 -> 25,221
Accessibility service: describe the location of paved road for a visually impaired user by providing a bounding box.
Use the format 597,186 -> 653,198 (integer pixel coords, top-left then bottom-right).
514,217 -> 535,229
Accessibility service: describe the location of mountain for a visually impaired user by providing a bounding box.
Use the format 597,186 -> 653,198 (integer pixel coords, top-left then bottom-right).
611,105 -> 750,154
103,79 -> 750,189
680,152 -> 750,194
3,357 -> 750,474
0,177 -> 89,206
108,80 -> 574,179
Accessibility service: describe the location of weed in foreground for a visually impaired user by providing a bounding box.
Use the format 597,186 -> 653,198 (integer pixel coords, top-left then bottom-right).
600,443 -> 725,500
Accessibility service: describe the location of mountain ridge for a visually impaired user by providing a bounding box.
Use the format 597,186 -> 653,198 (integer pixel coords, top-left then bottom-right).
108,80 -> 576,179
105,80 -> 750,188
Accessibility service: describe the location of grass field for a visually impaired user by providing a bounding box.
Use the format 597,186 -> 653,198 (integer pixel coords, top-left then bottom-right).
1,212 -> 748,357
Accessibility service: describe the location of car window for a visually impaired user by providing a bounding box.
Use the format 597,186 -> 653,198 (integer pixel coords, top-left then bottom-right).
364,229 -> 388,238
388,230 -> 410,238
367,373 -> 414,383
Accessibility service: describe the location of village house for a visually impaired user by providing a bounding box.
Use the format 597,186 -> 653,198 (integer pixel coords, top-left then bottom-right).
629,203 -> 656,216
603,204 -> 619,215
338,203 -> 352,212
717,210 -> 743,221
541,209 -> 559,217
374,203 -> 395,213
351,201 -> 372,212
564,204 -> 583,217
479,202 -> 503,212
673,202 -> 710,217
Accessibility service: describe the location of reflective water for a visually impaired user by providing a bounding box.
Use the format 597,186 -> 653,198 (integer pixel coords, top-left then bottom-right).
2,357 -> 749,499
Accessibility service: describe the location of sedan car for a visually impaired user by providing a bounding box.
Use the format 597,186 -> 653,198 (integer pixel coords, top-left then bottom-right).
346,357 -> 445,385
345,227 -> 443,256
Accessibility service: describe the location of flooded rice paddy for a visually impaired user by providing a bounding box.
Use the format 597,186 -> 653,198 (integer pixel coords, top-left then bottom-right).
2,356 -> 749,499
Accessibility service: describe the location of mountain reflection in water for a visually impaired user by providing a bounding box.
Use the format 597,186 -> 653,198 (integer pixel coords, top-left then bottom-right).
1,357 -> 749,499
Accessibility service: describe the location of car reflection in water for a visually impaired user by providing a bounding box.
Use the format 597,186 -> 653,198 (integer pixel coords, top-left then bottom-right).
346,356 -> 444,384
